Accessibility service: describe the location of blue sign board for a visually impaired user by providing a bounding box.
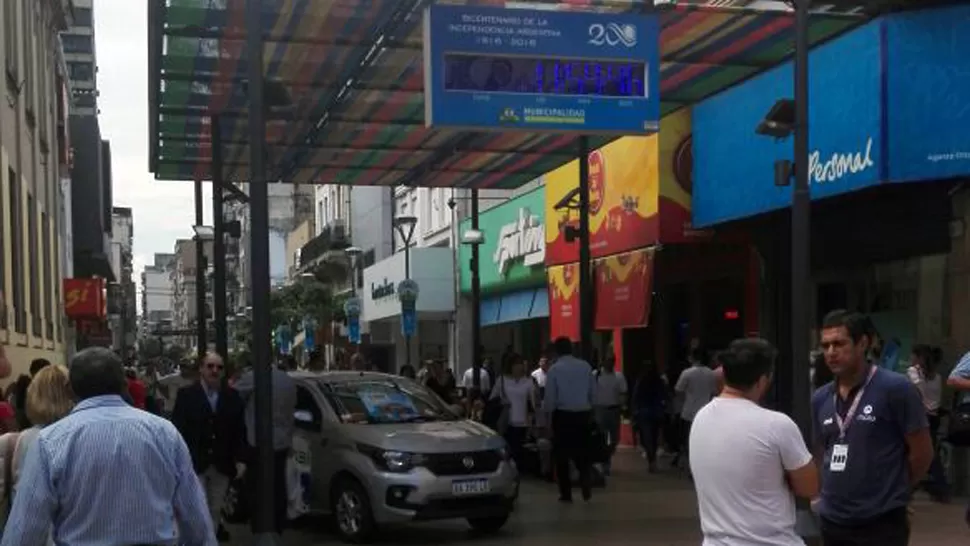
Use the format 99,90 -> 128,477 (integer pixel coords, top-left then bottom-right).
401,307 -> 416,337
885,4 -> 970,183
348,319 -> 361,345
691,22 -> 884,227
423,5 -> 660,134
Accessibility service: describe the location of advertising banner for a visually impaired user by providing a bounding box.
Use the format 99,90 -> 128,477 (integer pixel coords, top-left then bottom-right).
63,278 -> 106,320
657,109 -> 713,242
458,186 -> 546,293
423,4 -> 660,134
885,4 -> 970,183
547,262 -> 580,342
594,248 -> 654,330
544,136 -> 659,266
691,22 -> 883,227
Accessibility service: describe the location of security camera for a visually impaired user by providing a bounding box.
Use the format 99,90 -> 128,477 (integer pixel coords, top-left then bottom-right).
447,197 -> 457,210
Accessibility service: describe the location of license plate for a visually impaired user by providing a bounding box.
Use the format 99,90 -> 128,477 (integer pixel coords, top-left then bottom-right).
452,479 -> 490,496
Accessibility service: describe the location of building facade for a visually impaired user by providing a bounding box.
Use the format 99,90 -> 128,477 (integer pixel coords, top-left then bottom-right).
140,252 -> 175,336
1,0 -> 75,370
170,238 -> 212,350
109,207 -> 135,356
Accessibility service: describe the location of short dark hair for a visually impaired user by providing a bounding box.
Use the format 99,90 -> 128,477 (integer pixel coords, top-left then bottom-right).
721,338 -> 776,391
821,310 -> 870,343
69,347 -> 127,400
552,337 -> 573,357
30,358 -> 52,376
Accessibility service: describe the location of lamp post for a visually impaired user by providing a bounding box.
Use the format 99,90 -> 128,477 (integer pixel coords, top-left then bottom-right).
192,224 -> 215,360
344,246 -> 363,349
461,224 -> 484,392
393,215 -> 418,371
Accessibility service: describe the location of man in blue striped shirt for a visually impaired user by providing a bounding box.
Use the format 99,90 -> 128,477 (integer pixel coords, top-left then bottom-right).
1,347 -> 216,546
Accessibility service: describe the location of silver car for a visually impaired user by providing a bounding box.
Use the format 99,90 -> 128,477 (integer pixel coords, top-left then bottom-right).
290,371 -> 519,542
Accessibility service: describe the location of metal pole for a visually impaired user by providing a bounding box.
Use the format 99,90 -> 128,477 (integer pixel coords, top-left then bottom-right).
211,115 -> 229,360
792,0 -> 816,539
470,188 -> 482,389
194,179 -> 206,361
245,0 -> 276,541
405,244 -> 411,371
578,136 -> 593,363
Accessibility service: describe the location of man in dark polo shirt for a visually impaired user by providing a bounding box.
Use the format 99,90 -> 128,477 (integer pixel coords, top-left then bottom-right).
812,310 -> 933,546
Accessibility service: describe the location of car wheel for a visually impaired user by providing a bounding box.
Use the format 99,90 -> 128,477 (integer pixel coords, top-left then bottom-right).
331,478 -> 376,543
467,513 -> 510,534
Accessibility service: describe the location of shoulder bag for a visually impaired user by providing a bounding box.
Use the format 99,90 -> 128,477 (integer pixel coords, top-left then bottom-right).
946,396 -> 970,447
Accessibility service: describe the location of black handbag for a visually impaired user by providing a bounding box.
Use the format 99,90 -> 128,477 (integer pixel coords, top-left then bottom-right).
946,400 -> 970,447
221,477 -> 250,524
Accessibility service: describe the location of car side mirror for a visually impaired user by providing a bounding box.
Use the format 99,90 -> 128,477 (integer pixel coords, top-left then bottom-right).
294,410 -> 314,424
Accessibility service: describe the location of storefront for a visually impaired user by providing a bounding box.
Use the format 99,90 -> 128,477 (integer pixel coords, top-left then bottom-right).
691,4 -> 970,370
457,187 -> 549,367
361,247 -> 456,373
543,109 -> 757,378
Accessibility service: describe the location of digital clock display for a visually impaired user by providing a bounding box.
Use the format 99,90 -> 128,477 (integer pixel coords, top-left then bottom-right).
443,53 -> 646,98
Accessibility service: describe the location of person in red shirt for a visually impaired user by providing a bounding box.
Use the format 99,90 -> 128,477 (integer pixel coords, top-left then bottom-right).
125,368 -> 148,410
0,400 -> 16,433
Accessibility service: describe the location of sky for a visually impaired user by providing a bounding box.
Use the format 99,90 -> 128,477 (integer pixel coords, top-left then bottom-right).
94,0 -> 213,305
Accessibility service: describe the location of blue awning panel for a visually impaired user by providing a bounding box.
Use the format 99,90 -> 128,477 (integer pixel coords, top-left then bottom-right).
499,290 -> 535,324
480,287 -> 548,327
480,297 -> 502,327
530,288 -> 549,319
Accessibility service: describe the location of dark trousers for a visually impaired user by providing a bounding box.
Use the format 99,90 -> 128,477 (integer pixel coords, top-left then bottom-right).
820,507 -> 909,546
924,414 -> 950,497
636,414 -> 663,465
552,410 -> 592,500
247,447 -> 289,535
503,425 -> 529,470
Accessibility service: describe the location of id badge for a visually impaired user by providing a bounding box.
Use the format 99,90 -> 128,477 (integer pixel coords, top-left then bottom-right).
829,444 -> 849,472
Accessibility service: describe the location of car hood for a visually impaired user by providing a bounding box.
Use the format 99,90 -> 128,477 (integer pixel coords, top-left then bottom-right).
347,419 -> 504,453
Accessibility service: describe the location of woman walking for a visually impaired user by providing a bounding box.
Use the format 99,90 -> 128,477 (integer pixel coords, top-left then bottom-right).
632,362 -> 668,472
490,353 -> 538,470
908,344 -> 949,502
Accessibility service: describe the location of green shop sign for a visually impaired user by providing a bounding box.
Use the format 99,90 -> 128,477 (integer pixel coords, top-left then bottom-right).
459,186 -> 546,293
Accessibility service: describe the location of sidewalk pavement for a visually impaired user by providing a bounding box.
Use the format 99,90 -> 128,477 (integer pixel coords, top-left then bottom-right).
229,449 -> 970,545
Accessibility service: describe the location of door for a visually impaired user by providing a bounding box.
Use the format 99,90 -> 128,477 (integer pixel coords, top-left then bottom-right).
293,383 -> 330,514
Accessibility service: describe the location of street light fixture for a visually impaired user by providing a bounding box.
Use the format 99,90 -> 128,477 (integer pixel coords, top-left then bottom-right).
393,215 -> 419,372
343,246 -> 364,348
192,225 -> 216,240
462,218 -> 485,392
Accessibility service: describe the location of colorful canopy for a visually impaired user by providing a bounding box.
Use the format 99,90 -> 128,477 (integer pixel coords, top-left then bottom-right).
149,0 -> 862,188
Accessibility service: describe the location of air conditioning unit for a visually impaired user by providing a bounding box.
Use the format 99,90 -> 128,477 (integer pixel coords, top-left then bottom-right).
332,219 -> 348,245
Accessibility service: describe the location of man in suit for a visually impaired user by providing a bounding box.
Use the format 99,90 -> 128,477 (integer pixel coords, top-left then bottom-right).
172,352 -> 246,542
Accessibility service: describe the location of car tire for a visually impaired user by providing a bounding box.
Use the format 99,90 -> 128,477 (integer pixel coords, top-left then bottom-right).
467,513 -> 510,534
331,477 -> 377,543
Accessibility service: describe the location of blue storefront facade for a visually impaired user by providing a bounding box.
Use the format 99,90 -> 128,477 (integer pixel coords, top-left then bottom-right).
689,3 -> 970,383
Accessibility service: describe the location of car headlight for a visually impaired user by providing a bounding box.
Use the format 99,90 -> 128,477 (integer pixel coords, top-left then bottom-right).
357,444 -> 425,473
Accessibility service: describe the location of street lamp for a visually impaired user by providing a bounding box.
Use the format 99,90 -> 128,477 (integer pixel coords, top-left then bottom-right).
343,246 -> 364,348
393,215 -> 418,371
461,224 -> 484,391
344,246 -> 363,296
192,224 -> 214,360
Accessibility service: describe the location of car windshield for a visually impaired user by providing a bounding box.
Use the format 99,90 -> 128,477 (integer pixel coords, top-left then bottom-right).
320,378 -> 459,424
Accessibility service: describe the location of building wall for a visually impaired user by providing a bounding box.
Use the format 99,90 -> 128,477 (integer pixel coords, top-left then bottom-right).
286,219 -> 314,278
0,0 -> 74,372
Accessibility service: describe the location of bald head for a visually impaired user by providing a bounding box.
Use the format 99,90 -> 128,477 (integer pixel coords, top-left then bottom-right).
70,347 -> 127,400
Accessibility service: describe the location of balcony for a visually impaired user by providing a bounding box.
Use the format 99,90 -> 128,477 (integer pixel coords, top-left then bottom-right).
298,220 -> 349,270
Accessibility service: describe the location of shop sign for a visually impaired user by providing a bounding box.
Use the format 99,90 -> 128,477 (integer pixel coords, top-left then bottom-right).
64,278 -> 106,319
494,208 -> 545,276
691,22 -> 883,227
370,279 -> 396,300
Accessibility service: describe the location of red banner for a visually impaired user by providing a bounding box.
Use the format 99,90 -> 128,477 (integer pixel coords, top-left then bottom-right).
594,248 -> 654,330
64,278 -> 106,320
547,263 -> 580,342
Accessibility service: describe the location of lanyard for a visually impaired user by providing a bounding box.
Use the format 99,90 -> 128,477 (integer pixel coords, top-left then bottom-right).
834,365 -> 877,440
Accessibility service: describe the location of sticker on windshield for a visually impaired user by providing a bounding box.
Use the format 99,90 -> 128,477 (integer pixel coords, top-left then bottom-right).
359,390 -> 420,422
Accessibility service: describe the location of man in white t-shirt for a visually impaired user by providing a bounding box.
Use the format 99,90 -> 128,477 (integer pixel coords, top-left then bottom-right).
461,366 -> 492,396
593,358 -> 628,474
531,356 -> 550,389
674,350 -> 720,468
690,338 -> 819,546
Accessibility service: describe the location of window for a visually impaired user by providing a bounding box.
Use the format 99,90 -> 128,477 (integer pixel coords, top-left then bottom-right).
73,91 -> 95,108
61,34 -> 92,54
4,0 -> 18,83
42,212 -> 52,339
28,194 -> 40,336
73,7 -> 93,26
67,62 -> 93,82
8,169 -> 25,333
294,385 -> 323,431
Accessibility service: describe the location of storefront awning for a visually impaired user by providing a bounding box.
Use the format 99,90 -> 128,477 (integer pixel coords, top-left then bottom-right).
481,288 -> 549,328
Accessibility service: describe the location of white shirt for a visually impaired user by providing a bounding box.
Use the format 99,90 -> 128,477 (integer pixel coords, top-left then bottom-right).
907,366 -> 942,413
531,368 -> 547,388
461,368 -> 492,393
593,371 -> 628,407
491,376 -> 536,427
690,397 -> 812,546
676,365 -> 719,421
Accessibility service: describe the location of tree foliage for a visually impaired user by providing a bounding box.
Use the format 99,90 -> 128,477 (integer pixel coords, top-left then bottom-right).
269,254 -> 350,329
